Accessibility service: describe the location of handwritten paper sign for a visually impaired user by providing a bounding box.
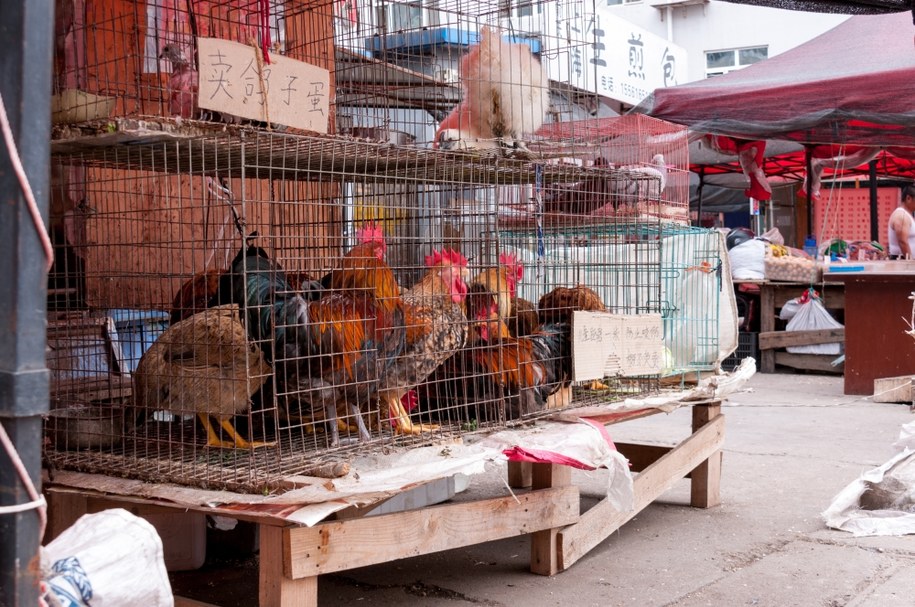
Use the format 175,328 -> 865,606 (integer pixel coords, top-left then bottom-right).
572,311 -> 664,380
197,37 -> 330,133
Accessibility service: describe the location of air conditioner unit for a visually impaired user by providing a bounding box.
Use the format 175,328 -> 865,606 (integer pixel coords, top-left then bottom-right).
377,2 -> 441,32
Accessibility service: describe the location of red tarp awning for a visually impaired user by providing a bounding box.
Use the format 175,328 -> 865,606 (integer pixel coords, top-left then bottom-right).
638,13 -> 915,147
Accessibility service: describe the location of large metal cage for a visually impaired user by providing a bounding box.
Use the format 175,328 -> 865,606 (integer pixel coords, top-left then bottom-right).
45,0 -> 718,493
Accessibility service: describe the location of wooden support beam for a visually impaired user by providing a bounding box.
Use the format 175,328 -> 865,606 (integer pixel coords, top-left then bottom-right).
507,461 -> 532,488
285,485 -> 578,578
758,328 -> 844,350
45,490 -> 88,543
760,285 -> 776,372
774,352 -> 843,373
530,464 -> 573,576
690,404 -> 722,508
557,413 -> 725,571
260,525 -> 317,607
615,442 -> 678,474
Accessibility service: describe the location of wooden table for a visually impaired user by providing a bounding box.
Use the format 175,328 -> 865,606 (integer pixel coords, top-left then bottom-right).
45,401 -> 724,606
736,280 -> 845,373
829,271 -> 915,395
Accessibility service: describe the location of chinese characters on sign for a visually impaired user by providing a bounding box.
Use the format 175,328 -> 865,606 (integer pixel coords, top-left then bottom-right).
197,37 -> 330,133
572,312 -> 664,380
544,1 -> 688,106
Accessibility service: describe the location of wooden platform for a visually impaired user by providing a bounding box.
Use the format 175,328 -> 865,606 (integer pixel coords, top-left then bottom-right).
45,401 -> 724,607
738,280 -> 845,374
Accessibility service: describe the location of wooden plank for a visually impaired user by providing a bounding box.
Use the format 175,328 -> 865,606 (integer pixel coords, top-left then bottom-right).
285,485 -> 579,578
507,461 -> 532,488
774,351 -> 843,373
873,375 -> 914,403
557,413 -> 725,570
690,404 -> 722,508
44,485 -> 290,527
174,597 -> 220,607
615,442 -> 676,474
758,328 -> 845,350
261,525 -> 317,607
530,464 -> 573,576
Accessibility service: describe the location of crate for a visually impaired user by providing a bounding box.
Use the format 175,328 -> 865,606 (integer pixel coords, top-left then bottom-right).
721,331 -> 758,371
108,309 -> 170,374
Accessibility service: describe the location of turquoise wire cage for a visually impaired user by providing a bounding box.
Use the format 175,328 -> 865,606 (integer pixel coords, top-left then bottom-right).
497,221 -> 724,380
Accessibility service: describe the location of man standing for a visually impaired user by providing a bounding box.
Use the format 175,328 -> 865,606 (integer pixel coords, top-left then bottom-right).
887,185 -> 915,259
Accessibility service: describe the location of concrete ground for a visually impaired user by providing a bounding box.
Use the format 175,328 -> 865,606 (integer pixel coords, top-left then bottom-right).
171,372 -> 915,606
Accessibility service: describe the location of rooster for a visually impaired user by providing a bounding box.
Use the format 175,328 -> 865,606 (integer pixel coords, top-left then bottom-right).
377,249 -> 470,434
507,295 -> 540,338
214,234 -> 405,446
470,252 -> 524,322
435,27 -> 550,151
133,304 -> 273,449
423,297 -> 571,421
159,43 -> 198,119
538,284 -> 609,390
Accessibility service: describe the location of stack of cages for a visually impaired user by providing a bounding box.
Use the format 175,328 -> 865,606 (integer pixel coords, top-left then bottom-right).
46,0 -> 720,494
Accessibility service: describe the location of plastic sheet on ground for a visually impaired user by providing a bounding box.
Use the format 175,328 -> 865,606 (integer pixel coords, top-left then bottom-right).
822,419 -> 915,537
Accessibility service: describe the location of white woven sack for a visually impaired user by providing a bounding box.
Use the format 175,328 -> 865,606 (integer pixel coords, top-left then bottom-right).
42,508 -> 174,607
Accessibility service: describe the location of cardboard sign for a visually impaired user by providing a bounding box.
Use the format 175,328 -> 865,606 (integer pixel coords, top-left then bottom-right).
572,311 -> 664,380
197,37 -> 330,133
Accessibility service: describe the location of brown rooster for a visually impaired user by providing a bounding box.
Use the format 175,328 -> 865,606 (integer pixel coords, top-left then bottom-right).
213,237 -> 403,447
423,297 -> 571,421
470,251 -> 524,321
538,284 -> 606,324
133,304 -> 273,449
170,269 -> 222,324
378,249 -> 470,434
507,295 -> 540,337
538,285 -> 609,390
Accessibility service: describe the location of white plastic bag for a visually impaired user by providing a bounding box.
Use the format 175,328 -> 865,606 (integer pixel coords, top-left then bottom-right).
785,297 -> 843,355
728,239 -> 766,280
42,509 -> 174,607
779,297 -> 803,321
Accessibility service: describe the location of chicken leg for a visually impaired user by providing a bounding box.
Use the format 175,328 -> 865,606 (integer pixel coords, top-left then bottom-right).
198,413 -> 274,449
386,394 -> 439,436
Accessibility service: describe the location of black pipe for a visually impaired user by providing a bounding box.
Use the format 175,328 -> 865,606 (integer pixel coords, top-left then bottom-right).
695,170 -> 705,227
804,145 -> 814,238
0,1 -> 53,605
869,159 -> 879,242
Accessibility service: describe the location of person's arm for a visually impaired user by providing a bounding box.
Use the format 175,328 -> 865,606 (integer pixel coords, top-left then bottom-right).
895,213 -> 913,258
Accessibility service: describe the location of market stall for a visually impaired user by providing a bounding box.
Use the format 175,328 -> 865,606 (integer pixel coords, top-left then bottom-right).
639,11 -> 915,386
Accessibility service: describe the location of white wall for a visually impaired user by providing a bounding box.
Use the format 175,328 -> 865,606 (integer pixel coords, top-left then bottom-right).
599,1 -> 848,83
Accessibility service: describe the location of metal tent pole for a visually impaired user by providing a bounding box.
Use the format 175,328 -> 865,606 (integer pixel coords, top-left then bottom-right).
869,159 -> 879,242
804,145 -> 814,240
0,1 -> 53,605
695,170 -> 705,227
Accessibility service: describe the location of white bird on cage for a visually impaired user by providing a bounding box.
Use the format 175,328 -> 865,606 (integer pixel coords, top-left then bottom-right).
435,26 -> 550,152
613,154 -> 668,202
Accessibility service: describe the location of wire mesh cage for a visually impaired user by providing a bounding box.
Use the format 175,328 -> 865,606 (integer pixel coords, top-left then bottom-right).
45,0 -> 716,494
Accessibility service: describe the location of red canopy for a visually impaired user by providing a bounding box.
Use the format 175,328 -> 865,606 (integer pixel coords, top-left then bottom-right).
639,12 -> 915,147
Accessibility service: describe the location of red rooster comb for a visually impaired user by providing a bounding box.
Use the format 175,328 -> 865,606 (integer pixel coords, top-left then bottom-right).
355,222 -> 385,245
499,252 -> 523,282
425,248 -> 469,268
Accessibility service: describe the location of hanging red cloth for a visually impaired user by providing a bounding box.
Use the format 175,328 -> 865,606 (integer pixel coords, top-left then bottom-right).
706,135 -> 773,201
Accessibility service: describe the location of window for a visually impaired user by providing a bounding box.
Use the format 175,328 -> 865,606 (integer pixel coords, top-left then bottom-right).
606,0 -> 643,6
705,46 -> 767,77
499,0 -> 543,18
